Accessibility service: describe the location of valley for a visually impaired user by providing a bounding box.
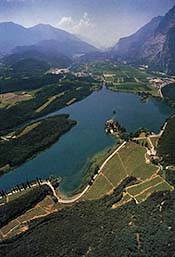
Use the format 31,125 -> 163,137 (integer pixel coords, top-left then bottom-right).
1,3 -> 175,256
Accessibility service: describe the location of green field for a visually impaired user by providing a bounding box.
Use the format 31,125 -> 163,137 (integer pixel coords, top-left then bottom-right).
125,174 -> 173,204
102,153 -> 127,187
1,219 -> 19,235
84,142 -> 158,200
83,60 -> 160,96
17,207 -> 47,223
126,176 -> 163,196
119,142 -> 156,180
83,174 -> 113,200
135,181 -> 173,204
107,82 -> 158,95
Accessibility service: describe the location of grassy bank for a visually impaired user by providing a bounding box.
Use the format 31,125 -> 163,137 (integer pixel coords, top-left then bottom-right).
61,141 -> 118,197
0,115 -> 76,175
106,82 -> 159,96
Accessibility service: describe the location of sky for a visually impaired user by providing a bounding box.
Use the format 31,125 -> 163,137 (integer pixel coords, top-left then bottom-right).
0,0 -> 175,48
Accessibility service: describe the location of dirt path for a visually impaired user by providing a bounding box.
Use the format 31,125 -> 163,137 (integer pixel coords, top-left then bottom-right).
117,152 -> 128,177
101,173 -> 115,189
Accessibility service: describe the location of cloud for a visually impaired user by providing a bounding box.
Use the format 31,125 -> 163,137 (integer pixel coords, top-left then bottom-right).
58,16 -> 74,28
58,12 -> 94,35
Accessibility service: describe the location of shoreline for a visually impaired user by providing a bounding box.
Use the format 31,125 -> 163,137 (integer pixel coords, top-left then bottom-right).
55,141 -> 127,203
0,84 -> 174,195
0,117 -> 169,203
56,115 -> 171,201
0,115 -> 77,178
58,140 -> 118,197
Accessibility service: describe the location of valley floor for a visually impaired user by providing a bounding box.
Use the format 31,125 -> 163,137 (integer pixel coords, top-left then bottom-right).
1,60 -> 175,250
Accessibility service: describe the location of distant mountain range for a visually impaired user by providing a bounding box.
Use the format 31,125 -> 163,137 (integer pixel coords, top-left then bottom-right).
1,5 -> 175,76
113,5 -> 175,75
0,22 -> 97,56
0,22 -> 98,73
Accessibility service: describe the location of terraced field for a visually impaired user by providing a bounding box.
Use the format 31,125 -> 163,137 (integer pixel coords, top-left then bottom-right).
0,195 -> 57,240
115,175 -> 173,205
135,182 -> 172,204
84,142 -> 158,200
126,176 -> 163,196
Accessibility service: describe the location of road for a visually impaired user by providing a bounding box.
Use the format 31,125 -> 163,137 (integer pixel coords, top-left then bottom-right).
159,87 -> 164,98
0,142 -> 127,204
56,141 -> 127,204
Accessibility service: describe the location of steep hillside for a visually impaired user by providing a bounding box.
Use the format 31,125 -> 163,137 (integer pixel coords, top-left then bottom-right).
1,186 -> 175,257
113,6 -> 175,75
113,16 -> 163,61
154,27 -> 175,74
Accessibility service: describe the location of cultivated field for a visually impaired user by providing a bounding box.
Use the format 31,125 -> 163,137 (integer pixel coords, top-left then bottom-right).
0,92 -> 32,108
126,175 -> 173,204
0,195 -> 58,240
86,60 -> 159,96
84,142 -> 159,200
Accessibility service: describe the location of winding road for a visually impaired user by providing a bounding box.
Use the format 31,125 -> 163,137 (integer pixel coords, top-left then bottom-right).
53,141 -> 127,204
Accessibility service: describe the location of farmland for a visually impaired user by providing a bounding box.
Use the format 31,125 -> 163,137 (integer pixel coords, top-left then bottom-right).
76,60 -> 160,96
83,142 -> 163,200
104,65 -> 159,96
0,75 -> 100,133
126,175 -> 173,203
0,92 -> 32,108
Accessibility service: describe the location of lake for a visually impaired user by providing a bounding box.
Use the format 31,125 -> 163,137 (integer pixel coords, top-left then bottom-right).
0,86 -> 174,194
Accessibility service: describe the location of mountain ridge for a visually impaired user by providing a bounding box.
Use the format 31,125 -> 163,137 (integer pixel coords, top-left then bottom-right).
0,22 -> 97,56
112,5 -> 175,75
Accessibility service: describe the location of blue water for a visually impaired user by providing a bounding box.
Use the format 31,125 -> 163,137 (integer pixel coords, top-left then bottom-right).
0,87 -> 174,193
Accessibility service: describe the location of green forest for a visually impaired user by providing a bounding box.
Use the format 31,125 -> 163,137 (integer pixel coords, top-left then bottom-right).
157,115 -> 175,165
0,175 -> 175,257
0,115 -> 76,175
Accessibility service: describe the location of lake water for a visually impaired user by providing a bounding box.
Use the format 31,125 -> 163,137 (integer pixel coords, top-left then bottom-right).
0,87 -> 174,194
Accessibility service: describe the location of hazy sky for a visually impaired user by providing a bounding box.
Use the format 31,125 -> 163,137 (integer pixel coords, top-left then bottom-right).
0,0 -> 175,47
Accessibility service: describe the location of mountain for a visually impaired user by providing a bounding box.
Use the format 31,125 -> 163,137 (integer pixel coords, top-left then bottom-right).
113,16 -> 163,61
0,22 -> 31,54
2,43 -> 73,75
0,22 -> 97,56
113,6 -> 175,75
